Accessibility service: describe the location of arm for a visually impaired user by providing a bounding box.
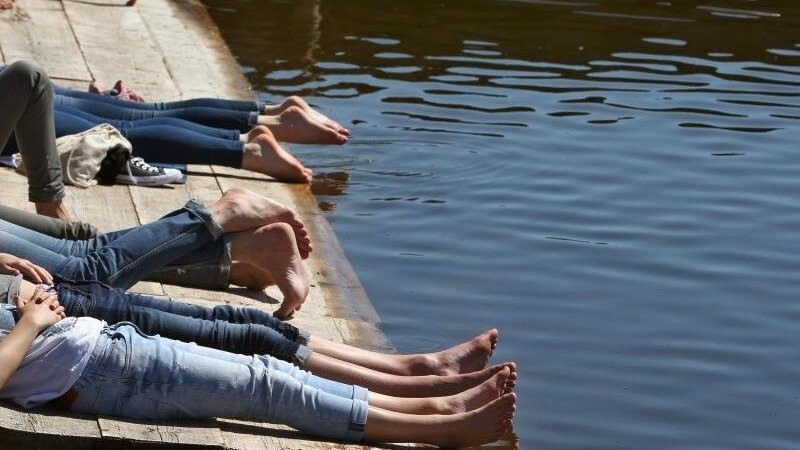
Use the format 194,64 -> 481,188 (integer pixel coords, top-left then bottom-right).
0,286 -> 64,390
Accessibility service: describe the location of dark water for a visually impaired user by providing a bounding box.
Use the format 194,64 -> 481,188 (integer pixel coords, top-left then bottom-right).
202,1 -> 800,448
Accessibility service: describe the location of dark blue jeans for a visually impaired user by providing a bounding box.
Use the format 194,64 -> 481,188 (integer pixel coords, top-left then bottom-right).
54,84 -> 262,112
0,200 -> 226,289
1,108 -> 246,167
54,107 -> 245,167
57,279 -> 311,365
53,85 -> 258,131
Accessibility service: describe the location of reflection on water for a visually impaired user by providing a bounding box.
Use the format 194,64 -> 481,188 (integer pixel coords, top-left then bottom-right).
204,1 -> 800,448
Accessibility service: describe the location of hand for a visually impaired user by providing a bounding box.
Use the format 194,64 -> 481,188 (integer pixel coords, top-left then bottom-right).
273,301 -> 302,321
18,288 -> 64,330
0,253 -> 53,284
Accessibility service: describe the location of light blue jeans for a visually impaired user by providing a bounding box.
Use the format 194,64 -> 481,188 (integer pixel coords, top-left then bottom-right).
69,323 -> 369,441
0,200 -> 229,289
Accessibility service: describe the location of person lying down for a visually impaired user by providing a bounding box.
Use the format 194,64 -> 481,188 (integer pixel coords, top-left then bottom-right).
0,275 -> 517,448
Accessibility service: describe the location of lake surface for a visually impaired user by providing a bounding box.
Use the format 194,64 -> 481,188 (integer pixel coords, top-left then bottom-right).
202,1 -> 800,448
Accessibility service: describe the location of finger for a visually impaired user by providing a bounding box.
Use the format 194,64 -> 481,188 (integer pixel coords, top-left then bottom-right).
1,264 -> 21,276
32,287 -> 45,303
20,262 -> 43,284
273,304 -> 295,320
53,306 -> 65,319
31,263 -> 53,285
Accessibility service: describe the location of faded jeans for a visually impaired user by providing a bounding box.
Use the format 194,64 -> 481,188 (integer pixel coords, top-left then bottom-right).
57,279 -> 313,366
68,323 -> 368,441
0,205 -> 229,289
0,200 -> 228,289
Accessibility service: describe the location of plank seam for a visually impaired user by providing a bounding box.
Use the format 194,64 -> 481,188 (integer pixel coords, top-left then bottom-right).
58,0 -> 95,82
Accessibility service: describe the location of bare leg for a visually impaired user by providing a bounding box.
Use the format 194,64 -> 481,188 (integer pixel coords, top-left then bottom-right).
262,95 -> 351,137
308,328 -> 499,376
363,393 -> 516,448
241,128 -> 313,183
307,349 -> 515,397
229,223 -> 309,319
258,106 -> 348,145
367,366 -> 513,415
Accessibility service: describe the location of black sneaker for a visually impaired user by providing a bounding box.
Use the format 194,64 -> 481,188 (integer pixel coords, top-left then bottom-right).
115,157 -> 182,186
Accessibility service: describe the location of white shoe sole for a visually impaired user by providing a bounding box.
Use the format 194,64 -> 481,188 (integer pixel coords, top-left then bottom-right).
116,168 -> 183,186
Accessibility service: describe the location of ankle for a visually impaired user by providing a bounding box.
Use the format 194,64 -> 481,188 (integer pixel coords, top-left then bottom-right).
35,200 -> 74,222
407,354 -> 438,376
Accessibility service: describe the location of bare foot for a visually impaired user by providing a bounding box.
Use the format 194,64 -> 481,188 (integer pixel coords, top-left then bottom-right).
438,393 -> 516,448
438,366 -> 512,414
241,124 -> 271,142
424,362 -> 516,398
230,223 -> 309,319
241,130 -> 312,182
210,187 -> 311,257
266,96 -> 351,137
410,328 -> 499,376
265,106 -> 348,145
229,261 -> 275,290
35,200 -> 76,223
0,0 -> 14,11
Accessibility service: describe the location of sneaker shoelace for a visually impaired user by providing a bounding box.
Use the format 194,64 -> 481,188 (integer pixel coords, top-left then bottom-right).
129,157 -> 162,174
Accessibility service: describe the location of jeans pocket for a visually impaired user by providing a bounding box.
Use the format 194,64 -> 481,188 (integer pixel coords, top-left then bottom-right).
61,287 -> 96,317
98,330 -> 131,377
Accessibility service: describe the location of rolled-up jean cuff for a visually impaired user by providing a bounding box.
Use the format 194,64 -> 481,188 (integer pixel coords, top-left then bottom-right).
29,186 -> 66,203
183,199 -> 223,240
219,234 -> 232,284
297,329 -> 310,346
145,234 -> 231,289
345,399 -> 369,442
247,111 -> 259,126
293,344 -> 313,369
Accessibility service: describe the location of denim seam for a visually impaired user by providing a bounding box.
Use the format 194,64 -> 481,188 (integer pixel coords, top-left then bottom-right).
106,228 -> 199,287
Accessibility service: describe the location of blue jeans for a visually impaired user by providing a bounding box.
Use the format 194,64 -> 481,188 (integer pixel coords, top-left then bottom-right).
53,107 -> 244,167
53,84 -> 262,112
0,200 -> 228,289
1,107 -> 245,167
68,323 -> 368,441
57,279 -> 312,366
53,85 -> 258,131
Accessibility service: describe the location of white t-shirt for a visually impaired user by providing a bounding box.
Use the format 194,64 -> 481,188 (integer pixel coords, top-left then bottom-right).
0,274 -> 104,408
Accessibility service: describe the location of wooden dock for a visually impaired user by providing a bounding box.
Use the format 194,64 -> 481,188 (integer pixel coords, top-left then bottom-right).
0,0 -> 396,448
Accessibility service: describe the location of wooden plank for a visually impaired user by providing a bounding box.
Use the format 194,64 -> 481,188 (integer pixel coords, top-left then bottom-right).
137,0 -> 253,99
63,1 -> 177,99
0,403 -> 102,441
218,418 -> 366,450
0,0 -> 91,81
129,165 -> 221,224
0,169 -> 34,211
66,184 -> 140,233
98,416 -> 225,448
